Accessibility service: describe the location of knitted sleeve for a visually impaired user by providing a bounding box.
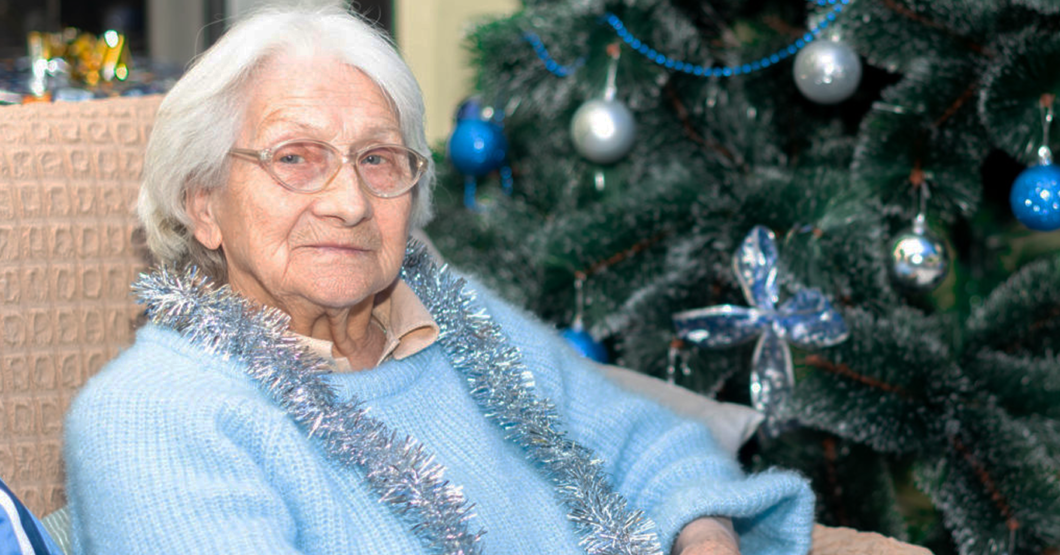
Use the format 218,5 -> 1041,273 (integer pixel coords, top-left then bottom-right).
63,327 -> 305,555
465,278 -> 816,555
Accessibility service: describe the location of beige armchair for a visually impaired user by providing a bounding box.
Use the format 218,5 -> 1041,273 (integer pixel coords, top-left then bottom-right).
0,95 -> 928,554
1,96 -> 156,517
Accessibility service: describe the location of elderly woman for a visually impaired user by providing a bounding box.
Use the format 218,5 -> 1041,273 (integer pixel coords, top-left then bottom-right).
63,7 -> 814,555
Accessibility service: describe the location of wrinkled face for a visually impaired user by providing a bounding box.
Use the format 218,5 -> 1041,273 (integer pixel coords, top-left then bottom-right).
189,54 -> 413,326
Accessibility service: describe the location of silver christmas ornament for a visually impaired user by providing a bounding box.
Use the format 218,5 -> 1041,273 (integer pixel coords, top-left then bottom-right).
570,98 -> 637,165
890,215 -> 949,291
793,39 -> 862,105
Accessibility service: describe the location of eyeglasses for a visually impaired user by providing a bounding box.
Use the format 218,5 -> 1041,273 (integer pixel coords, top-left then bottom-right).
229,139 -> 428,198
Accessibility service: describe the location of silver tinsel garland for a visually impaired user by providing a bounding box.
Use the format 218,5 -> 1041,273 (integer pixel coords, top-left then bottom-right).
133,242 -> 661,555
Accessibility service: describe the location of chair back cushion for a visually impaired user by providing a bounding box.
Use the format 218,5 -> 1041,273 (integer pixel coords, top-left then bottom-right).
0,95 -> 163,516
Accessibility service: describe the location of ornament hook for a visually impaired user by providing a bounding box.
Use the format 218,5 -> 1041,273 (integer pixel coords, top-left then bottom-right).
1038,94 -> 1054,165
590,45 -> 622,192
595,45 -> 622,192
907,168 -> 931,233
603,43 -> 621,102
913,181 -> 931,234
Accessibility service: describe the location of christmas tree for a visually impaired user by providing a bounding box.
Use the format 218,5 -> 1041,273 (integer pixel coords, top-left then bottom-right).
423,1 -> 1060,553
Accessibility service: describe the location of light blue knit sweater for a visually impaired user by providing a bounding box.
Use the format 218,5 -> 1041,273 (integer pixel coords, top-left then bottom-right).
64,281 -> 815,554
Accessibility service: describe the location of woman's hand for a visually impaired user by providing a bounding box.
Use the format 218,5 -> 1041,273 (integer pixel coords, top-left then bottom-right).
677,538 -> 740,555
673,517 -> 740,555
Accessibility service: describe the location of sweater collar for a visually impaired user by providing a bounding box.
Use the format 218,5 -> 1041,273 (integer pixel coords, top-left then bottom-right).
296,279 -> 439,369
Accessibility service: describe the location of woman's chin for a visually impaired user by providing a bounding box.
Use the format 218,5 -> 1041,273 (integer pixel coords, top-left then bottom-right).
297,278 -> 385,311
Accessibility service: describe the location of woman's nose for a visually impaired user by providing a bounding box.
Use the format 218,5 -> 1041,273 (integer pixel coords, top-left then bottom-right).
311,161 -> 372,225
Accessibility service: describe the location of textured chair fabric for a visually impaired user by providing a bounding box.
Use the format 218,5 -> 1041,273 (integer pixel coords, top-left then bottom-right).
0,95 -> 162,517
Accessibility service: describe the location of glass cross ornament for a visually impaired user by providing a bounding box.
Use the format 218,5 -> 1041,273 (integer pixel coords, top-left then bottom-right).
672,226 -> 849,436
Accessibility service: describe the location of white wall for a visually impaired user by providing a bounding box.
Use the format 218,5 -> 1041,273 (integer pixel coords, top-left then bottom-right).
146,0 -> 205,66
395,0 -> 519,145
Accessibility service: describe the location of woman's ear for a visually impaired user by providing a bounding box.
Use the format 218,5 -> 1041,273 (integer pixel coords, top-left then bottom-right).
187,187 -> 223,250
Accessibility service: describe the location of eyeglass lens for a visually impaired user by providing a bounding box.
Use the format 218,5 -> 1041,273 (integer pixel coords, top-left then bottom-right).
270,142 -> 418,195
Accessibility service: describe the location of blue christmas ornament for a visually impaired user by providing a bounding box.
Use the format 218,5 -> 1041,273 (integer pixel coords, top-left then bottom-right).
561,323 -> 608,363
672,226 -> 849,436
1010,162 -> 1060,231
448,97 -> 511,211
448,119 -> 508,177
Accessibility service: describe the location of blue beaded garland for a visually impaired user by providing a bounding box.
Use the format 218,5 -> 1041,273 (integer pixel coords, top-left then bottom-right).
528,1 -> 847,80
524,32 -> 585,77
524,2 -> 856,187
1010,163 -> 1060,231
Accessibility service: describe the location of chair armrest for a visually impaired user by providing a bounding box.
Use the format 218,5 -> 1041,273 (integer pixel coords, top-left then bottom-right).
599,363 -> 764,456
810,525 -> 933,555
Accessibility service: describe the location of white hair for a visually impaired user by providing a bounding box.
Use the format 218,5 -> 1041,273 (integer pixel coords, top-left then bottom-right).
137,5 -> 434,279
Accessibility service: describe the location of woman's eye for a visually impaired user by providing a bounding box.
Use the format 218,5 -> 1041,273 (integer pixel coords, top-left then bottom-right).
360,149 -> 398,167
278,154 -> 306,164
361,154 -> 384,166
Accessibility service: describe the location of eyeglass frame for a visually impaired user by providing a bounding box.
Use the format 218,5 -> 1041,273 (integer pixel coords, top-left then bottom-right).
228,139 -> 428,198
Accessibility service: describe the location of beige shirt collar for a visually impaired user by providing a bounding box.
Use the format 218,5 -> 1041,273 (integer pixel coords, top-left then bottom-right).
296,279 -> 439,370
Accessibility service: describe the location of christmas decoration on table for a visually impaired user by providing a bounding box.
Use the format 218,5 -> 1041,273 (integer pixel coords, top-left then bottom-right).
792,36 -> 862,105
3,27 -> 173,105
560,274 -> 608,363
1010,99 -> 1060,231
447,96 -> 510,210
26,29 -> 131,96
570,44 -> 636,171
671,226 -> 849,436
68,29 -> 132,85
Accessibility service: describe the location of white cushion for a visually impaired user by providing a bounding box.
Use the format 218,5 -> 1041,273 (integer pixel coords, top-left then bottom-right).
599,364 -> 763,456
